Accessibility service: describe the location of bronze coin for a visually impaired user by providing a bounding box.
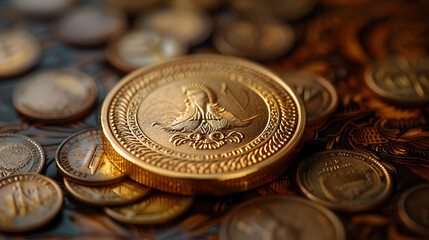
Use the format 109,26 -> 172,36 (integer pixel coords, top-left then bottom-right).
398,184 -> 429,237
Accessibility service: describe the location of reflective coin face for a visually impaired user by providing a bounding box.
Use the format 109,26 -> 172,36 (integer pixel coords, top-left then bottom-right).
0,174 -> 63,232
220,196 -> 345,240
398,184 -> 429,237
13,69 -> 97,122
0,30 -> 40,78
101,54 -> 305,195
104,192 -> 193,224
12,0 -> 75,17
56,129 -> 125,185
64,177 -> 151,206
106,30 -> 187,73
296,150 -> 392,212
0,134 -> 45,178
364,57 -> 429,105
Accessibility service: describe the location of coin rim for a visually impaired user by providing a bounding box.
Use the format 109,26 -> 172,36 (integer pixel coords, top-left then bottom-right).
398,183 -> 429,237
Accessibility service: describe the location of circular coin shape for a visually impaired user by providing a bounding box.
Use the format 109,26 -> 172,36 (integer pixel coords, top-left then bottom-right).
12,0 -> 75,17
0,30 -> 40,78
364,57 -> 429,105
101,54 -> 305,195
13,69 -> 98,122
56,129 -> 126,185
219,196 -> 345,240
104,192 -> 193,224
0,134 -> 45,178
0,174 -> 63,232
106,30 -> 187,73
296,150 -> 392,212
398,184 -> 429,237
279,71 -> 338,126
64,177 -> 151,206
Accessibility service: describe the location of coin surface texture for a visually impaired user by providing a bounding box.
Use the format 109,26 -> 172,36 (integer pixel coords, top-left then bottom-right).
0,174 -> 63,232
0,134 -> 45,178
279,71 -> 338,126
13,69 -> 98,122
56,129 -> 125,185
296,150 -> 392,212
104,192 -> 193,224
0,30 -> 40,78
106,30 -> 187,73
398,184 -> 429,237
64,177 -> 151,206
101,54 -> 305,195
364,57 -> 429,105
219,196 -> 345,240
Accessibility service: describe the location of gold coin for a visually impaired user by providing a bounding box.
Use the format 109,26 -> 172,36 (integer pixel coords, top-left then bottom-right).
12,0 -> 75,17
106,30 -> 187,73
12,69 -> 98,122
56,129 -> 126,185
279,71 -> 338,126
0,134 -> 45,178
219,196 -> 345,240
364,57 -> 429,105
0,30 -> 40,78
101,54 -> 305,195
296,150 -> 392,212
0,173 -> 63,232
398,184 -> 429,237
104,192 -> 193,224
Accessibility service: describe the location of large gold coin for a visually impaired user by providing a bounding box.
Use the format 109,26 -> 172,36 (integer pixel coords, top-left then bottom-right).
101,54 -> 305,195
0,174 -> 63,232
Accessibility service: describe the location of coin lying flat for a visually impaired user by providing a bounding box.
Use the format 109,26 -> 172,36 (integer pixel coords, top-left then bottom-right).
0,174 -> 63,232
398,184 -> 429,237
56,129 -> 125,185
296,150 -> 392,212
64,177 -> 151,206
104,192 -> 193,224
219,196 -> 345,240
12,69 -> 98,122
364,57 -> 429,105
12,0 -> 75,17
279,71 -> 338,126
101,54 -> 305,195
0,134 -> 45,178
0,30 -> 40,78
106,30 -> 187,73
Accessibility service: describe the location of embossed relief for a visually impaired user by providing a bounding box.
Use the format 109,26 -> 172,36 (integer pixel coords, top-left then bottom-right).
0,144 -> 33,177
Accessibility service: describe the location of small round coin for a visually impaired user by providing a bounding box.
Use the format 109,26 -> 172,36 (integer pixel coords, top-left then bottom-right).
398,184 -> 429,237
13,69 -> 98,122
219,196 -> 345,240
106,30 -> 187,73
64,177 -> 151,206
364,57 -> 429,105
0,30 -> 40,78
279,71 -> 338,126
56,129 -> 125,185
104,192 -> 193,224
0,173 -> 63,232
0,134 -> 45,178
296,150 -> 392,212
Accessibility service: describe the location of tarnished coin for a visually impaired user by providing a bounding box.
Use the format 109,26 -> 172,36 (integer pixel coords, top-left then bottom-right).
104,192 -> 193,224
56,129 -> 125,185
214,20 -> 295,61
12,69 -> 98,122
0,134 -> 45,178
64,177 -> 151,206
106,30 -> 187,73
364,57 -> 429,105
279,71 -> 338,126
136,6 -> 212,46
219,196 -> 345,240
101,54 -> 305,195
0,30 -> 40,78
296,150 -> 392,212
398,184 -> 429,237
57,7 -> 126,46
12,0 -> 75,17
0,174 -> 63,232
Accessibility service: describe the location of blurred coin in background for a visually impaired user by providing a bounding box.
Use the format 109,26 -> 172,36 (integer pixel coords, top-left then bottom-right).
12,0 -> 76,18
398,184 -> 429,237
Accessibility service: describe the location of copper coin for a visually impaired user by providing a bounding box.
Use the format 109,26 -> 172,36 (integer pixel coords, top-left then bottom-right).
398,184 -> 429,237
